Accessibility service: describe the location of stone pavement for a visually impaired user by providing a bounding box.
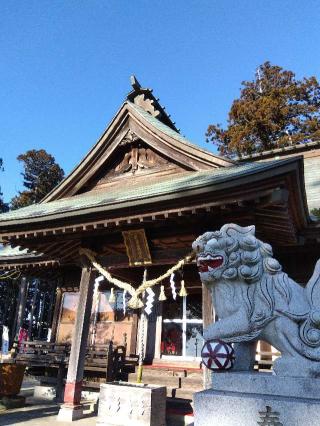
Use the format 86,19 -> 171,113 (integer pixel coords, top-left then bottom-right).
0,377 -> 194,425
0,399 -> 97,426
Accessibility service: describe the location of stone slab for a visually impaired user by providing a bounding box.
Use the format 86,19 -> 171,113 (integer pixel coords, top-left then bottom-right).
97,382 -> 166,426
212,371 -> 320,400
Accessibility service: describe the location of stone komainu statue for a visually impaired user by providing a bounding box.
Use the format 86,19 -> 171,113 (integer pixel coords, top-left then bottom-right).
193,224 -> 320,377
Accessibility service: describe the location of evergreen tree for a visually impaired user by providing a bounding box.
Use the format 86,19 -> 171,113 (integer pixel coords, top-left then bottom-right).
11,149 -> 64,209
207,62 -> 320,157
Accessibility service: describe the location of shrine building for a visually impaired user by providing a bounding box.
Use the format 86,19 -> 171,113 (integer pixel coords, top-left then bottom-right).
0,77 -> 319,413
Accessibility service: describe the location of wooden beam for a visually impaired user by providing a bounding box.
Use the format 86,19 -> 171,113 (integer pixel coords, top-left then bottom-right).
98,247 -> 192,269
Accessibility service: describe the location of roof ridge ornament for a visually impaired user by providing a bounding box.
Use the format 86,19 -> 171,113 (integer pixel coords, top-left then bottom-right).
127,75 -> 179,132
130,75 -> 142,91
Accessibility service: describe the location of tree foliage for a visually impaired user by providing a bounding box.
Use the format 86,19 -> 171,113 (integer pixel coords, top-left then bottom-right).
11,149 -> 64,210
206,62 -> 320,157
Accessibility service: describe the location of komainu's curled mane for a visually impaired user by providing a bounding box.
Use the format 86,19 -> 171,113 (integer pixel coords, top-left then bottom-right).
193,224 -> 320,377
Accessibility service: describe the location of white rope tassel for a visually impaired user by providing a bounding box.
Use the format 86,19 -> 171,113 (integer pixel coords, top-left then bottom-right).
179,279 -> 188,297
159,285 -> 167,301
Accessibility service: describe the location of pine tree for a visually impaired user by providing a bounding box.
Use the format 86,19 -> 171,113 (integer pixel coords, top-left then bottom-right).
206,62 -> 320,157
10,149 -> 64,210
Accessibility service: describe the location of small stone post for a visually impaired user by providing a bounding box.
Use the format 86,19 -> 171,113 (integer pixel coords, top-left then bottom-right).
58,266 -> 95,422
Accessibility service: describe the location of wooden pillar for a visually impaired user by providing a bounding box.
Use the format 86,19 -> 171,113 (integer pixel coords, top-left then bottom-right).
58,266 -> 95,422
202,282 -> 214,389
14,276 -> 28,340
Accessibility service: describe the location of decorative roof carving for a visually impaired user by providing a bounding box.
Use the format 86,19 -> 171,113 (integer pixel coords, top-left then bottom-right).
97,138 -> 169,184
133,94 -> 161,118
119,130 -> 139,146
127,75 -> 178,131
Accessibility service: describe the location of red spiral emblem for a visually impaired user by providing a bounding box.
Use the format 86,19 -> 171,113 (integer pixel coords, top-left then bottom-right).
201,339 -> 235,371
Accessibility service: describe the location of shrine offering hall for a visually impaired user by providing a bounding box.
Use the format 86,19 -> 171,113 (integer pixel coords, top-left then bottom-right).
0,77 -> 319,415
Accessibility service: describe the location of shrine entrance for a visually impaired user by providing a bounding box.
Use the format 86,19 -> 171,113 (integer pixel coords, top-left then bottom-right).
160,294 -> 203,360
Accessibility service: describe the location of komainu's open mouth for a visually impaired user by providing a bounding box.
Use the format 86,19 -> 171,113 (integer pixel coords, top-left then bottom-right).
197,254 -> 224,272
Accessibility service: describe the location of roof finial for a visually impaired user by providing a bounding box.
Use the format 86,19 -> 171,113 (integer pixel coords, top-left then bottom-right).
130,75 -> 141,92
127,76 -> 179,132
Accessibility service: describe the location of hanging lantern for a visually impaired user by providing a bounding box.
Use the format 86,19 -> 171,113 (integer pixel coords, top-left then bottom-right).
109,287 -> 116,303
179,279 -> 188,297
159,285 -> 167,301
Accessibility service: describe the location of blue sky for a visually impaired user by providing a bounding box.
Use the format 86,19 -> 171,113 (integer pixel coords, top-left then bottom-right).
1,0 -> 319,201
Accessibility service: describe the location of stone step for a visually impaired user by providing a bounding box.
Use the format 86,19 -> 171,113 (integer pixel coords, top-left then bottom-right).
128,371 -> 203,388
139,366 -> 203,379
127,376 -> 202,400
151,358 -> 201,369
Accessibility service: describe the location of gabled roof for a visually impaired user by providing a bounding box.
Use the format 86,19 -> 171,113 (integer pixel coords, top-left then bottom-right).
42,78 -> 234,202
0,158 -> 307,227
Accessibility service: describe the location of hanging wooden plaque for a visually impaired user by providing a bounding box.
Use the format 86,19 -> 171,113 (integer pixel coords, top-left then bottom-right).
122,229 -> 152,266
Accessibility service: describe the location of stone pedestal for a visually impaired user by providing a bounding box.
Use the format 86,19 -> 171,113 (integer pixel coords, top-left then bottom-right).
97,382 -> 166,426
194,372 -> 320,426
57,403 -> 84,422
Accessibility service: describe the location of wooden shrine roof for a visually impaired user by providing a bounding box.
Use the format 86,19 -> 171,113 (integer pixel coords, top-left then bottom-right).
42,75 -> 234,204
0,244 -> 58,270
237,141 -> 320,212
0,158 -> 306,229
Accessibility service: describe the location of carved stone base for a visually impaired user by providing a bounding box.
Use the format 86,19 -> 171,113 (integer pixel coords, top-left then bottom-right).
97,382 -> 166,426
194,372 -> 320,426
57,403 -> 84,422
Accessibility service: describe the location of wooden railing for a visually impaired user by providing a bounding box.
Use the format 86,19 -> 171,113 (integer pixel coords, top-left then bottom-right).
11,340 -> 127,386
